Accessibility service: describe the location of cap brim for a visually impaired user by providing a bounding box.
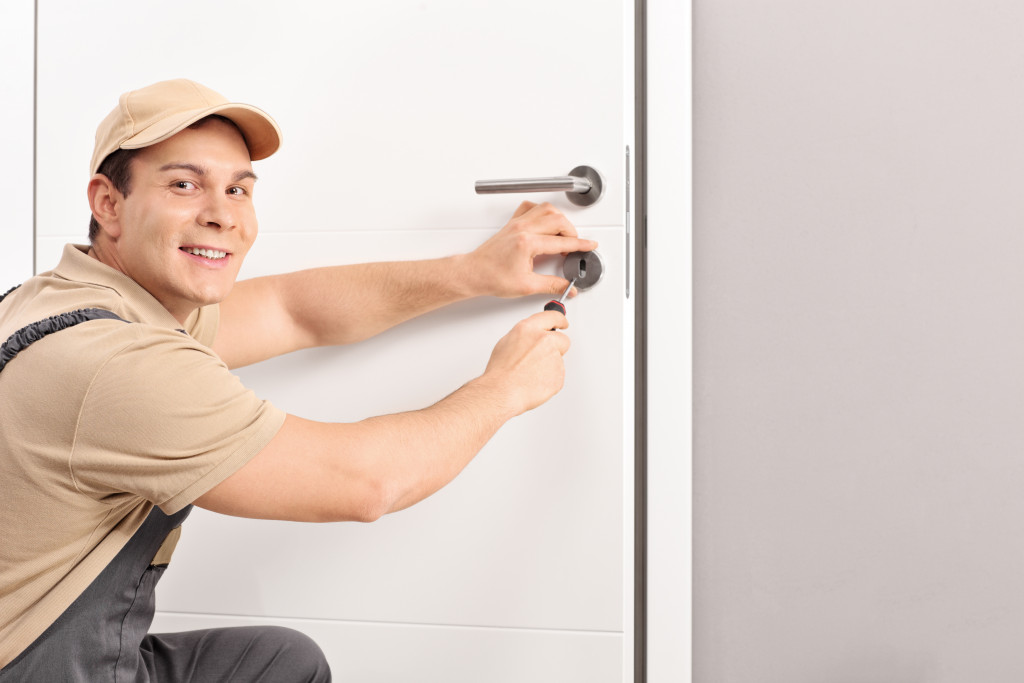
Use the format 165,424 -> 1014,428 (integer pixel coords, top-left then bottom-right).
119,102 -> 281,161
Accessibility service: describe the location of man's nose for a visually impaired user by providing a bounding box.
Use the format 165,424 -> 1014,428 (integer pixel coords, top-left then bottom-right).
197,192 -> 237,230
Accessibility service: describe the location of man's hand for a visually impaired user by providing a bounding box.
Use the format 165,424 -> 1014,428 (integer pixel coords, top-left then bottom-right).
476,309 -> 572,417
461,201 -> 598,299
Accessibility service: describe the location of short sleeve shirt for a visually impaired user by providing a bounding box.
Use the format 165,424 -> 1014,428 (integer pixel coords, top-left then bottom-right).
0,244 -> 286,667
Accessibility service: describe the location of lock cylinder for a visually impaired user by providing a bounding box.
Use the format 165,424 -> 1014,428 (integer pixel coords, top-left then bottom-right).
563,250 -> 604,291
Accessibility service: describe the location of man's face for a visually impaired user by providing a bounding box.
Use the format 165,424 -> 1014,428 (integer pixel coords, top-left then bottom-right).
109,118 -> 259,322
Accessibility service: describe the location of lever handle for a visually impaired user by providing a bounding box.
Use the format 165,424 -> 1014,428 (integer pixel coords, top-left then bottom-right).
475,165 -> 604,206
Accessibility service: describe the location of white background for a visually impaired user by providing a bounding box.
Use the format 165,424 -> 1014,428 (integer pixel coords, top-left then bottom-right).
0,1 -> 34,287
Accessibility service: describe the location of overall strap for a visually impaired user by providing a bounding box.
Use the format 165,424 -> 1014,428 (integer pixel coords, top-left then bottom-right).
0,284 -> 22,304
0,308 -> 129,374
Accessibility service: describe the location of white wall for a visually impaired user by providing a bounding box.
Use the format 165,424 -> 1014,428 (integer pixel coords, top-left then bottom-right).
0,0 -> 34,284
695,1 -> 1024,680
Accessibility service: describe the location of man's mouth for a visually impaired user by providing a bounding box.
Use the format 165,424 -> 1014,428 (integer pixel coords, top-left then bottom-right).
180,246 -> 228,260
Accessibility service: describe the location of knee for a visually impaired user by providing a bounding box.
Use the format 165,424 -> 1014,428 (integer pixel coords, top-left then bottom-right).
260,626 -> 331,682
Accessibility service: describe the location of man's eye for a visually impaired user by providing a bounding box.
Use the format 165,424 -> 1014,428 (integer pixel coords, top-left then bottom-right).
174,181 -> 196,190
227,186 -> 246,196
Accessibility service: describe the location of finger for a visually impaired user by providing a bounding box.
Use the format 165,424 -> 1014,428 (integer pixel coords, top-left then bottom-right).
530,310 -> 569,331
512,200 -> 537,219
531,235 -> 599,257
536,212 -> 579,238
531,274 -> 575,297
544,322 -> 572,354
551,331 -> 571,355
514,203 -> 579,237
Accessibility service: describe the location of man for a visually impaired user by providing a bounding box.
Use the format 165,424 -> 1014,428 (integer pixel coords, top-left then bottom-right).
0,79 -> 595,681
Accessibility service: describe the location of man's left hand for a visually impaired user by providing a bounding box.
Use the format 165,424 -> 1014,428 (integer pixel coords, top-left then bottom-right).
462,201 -> 598,299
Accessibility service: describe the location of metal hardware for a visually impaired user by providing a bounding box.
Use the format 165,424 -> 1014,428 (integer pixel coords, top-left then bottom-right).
625,145 -> 631,299
475,165 -> 604,206
563,250 -> 604,290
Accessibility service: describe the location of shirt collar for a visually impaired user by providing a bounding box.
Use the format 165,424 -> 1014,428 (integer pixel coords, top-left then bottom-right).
53,244 -> 194,331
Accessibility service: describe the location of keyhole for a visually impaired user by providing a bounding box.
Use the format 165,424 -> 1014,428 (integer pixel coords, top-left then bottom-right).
562,249 -> 602,291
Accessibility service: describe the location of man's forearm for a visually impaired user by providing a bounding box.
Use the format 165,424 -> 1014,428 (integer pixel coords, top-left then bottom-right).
338,374 -> 517,517
215,255 -> 476,368
275,255 -> 477,347
353,309 -> 572,516
194,374 -> 517,523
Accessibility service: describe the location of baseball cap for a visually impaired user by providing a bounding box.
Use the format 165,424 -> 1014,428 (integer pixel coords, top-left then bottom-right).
90,78 -> 282,175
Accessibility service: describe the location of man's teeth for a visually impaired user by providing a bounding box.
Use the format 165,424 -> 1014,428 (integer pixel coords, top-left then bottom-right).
182,247 -> 227,260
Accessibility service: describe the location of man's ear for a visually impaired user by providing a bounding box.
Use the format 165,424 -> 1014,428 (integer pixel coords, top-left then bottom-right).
87,174 -> 123,240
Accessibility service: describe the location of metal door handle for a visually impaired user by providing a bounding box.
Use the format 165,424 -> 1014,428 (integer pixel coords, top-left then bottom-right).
475,165 -> 604,206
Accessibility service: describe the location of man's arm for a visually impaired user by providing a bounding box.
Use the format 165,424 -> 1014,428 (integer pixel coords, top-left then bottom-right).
211,201 -> 596,368
194,309 -> 570,522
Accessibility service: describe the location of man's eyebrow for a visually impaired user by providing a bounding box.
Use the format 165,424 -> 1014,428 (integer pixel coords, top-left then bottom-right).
159,162 -> 207,175
157,163 -> 258,183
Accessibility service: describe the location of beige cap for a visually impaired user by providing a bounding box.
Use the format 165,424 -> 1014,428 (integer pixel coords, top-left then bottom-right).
90,78 -> 282,175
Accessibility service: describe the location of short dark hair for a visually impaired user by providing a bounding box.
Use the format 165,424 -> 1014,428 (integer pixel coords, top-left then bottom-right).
88,148 -> 140,242
87,115 -> 245,243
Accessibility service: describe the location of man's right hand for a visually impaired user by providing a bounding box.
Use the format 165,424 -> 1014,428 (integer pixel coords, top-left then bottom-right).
478,310 -> 572,417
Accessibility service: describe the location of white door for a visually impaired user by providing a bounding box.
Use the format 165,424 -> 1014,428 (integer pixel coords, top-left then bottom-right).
36,2 -> 636,681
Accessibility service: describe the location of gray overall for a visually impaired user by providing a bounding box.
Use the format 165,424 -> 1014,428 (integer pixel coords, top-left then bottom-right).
0,297 -> 331,682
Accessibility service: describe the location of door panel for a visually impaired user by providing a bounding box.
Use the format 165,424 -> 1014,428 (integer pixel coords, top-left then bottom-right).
37,1 -> 634,679
153,612 -> 622,683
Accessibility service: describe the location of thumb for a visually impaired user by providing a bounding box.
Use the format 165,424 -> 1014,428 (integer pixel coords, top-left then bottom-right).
535,274 -> 575,297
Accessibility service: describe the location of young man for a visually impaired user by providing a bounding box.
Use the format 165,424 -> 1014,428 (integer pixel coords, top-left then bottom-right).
0,79 -> 595,681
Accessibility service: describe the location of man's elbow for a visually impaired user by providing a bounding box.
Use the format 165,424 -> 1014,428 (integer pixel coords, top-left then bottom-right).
349,492 -> 390,524
320,476 -> 394,523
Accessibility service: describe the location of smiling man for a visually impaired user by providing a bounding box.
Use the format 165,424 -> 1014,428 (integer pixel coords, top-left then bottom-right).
0,79 -> 595,682
89,117 -> 261,323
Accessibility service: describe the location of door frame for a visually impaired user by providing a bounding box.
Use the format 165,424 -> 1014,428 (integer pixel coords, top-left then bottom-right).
642,0 -> 692,681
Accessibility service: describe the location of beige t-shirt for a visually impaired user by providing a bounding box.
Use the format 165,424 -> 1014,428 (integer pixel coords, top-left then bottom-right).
0,244 -> 286,667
